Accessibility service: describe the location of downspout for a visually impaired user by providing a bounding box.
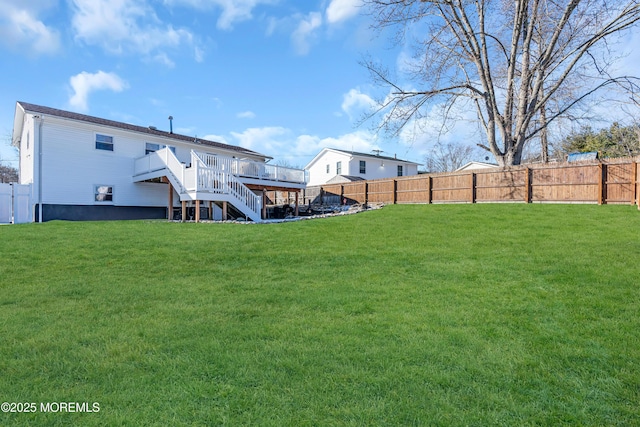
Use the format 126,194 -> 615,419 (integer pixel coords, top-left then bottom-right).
36,115 -> 43,223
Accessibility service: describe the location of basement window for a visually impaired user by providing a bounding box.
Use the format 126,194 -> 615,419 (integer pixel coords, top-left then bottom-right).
96,134 -> 114,151
95,185 -> 113,202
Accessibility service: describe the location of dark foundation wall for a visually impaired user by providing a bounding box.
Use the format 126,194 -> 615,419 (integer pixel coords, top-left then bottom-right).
35,204 -> 167,222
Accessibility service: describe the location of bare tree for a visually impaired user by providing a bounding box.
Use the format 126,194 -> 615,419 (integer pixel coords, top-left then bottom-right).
1,131 -> 18,183
0,164 -> 18,183
424,141 -> 476,172
362,0 -> 640,166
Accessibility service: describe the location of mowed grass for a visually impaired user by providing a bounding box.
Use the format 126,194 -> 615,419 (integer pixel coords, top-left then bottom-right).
0,204 -> 639,426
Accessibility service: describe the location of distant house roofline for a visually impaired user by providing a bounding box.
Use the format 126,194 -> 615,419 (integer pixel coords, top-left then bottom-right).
455,161 -> 499,171
14,101 -> 271,160
305,147 -> 421,169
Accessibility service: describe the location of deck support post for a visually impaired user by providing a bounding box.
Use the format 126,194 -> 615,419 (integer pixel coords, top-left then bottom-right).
195,200 -> 200,223
208,201 -> 213,220
181,201 -> 186,223
295,191 -> 299,216
222,201 -> 228,220
262,189 -> 267,220
168,182 -> 174,220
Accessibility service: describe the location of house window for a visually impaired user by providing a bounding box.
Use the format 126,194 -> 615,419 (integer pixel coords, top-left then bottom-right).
145,143 -> 160,154
336,161 -> 342,175
397,165 -> 403,177
96,134 -> 114,151
145,143 -> 176,155
359,160 -> 366,174
326,164 -> 330,174
95,185 -> 113,202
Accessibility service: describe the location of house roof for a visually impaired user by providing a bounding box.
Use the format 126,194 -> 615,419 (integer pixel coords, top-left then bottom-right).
455,161 -> 499,171
326,175 -> 367,184
305,147 -> 421,169
15,101 -> 270,160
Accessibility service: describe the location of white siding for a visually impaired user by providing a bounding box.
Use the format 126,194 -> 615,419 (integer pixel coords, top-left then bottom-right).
39,117 -> 166,206
19,114 -> 35,185
35,115 -> 260,207
306,151 -> 351,186
306,149 -> 420,186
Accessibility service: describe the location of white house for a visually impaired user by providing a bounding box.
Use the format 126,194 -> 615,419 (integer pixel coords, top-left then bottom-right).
305,148 -> 421,187
12,101 -> 306,222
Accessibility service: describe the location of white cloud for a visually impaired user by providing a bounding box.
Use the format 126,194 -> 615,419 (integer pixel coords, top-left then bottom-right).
194,46 -> 205,63
164,0 -> 276,30
326,0 -> 362,25
0,1 -> 60,55
230,126 -> 290,152
291,12 -> 322,55
153,52 -> 175,68
341,88 -> 375,120
68,71 -> 129,112
70,0 -> 196,63
224,125 -> 380,166
237,111 -> 256,119
202,133 -> 230,145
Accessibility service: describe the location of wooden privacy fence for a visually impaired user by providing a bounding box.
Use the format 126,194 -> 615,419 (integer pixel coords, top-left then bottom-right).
302,158 -> 640,208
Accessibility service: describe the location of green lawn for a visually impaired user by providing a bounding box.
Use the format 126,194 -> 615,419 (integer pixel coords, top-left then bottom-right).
1,204 -> 639,426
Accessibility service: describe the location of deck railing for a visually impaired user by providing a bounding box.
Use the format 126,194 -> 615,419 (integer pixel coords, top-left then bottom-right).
192,151 -> 262,217
194,152 -> 307,184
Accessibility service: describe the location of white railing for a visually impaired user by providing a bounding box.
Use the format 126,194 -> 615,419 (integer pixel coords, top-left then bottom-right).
133,148 -> 263,221
135,148 -> 188,193
192,152 -> 262,219
195,152 -> 306,184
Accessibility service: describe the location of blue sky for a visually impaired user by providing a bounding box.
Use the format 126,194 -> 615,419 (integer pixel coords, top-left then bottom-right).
2,0 -> 638,170
0,0 -> 441,169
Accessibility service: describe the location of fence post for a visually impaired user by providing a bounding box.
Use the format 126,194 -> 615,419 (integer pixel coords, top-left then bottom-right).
427,176 -> 432,204
364,182 -> 369,206
470,173 -> 476,204
598,163 -> 607,205
632,161 -> 638,206
525,167 -> 532,203
393,179 -> 398,204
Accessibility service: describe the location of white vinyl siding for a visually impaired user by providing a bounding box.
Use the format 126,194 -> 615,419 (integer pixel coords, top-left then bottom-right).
39,118 -> 171,206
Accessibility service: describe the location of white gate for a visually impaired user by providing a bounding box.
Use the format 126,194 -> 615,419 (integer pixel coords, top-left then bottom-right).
0,183 -> 11,223
0,183 -> 33,224
13,184 -> 33,223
